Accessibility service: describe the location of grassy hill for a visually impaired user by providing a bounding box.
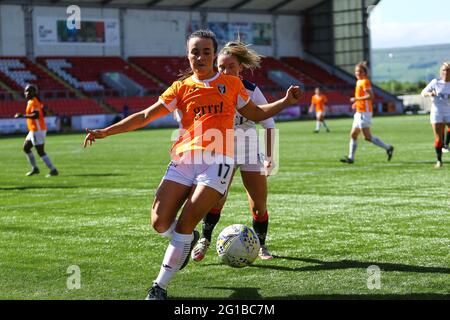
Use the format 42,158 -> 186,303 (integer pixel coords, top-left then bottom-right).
372,43 -> 450,83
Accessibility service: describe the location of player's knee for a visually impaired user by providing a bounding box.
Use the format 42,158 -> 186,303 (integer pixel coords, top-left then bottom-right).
151,217 -> 170,234
150,208 -> 173,234
364,135 -> 372,142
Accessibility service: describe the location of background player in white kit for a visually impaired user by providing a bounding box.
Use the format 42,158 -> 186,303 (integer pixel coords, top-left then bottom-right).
421,62 -> 450,168
192,40 -> 277,261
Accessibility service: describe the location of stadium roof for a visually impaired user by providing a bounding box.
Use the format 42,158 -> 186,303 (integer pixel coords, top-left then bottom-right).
2,0 -> 324,15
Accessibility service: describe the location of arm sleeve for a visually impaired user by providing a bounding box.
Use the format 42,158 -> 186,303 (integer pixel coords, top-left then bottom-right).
158,82 -> 179,112
362,79 -> 372,92
253,86 -> 276,129
236,79 -> 251,110
421,79 -> 436,97
28,100 -> 39,113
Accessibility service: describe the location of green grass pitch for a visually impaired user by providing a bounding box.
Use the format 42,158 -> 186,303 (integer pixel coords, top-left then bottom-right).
0,115 -> 448,300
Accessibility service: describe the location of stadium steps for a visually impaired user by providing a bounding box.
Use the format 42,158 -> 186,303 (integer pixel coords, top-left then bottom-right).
127,61 -> 167,88
277,59 -> 319,87
36,62 -> 116,115
0,80 -> 21,100
35,62 -> 83,98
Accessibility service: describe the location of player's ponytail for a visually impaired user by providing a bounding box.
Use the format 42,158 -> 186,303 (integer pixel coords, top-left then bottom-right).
356,61 -> 369,75
219,40 -> 263,72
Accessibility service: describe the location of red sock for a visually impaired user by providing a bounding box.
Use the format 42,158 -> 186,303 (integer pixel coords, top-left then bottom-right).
252,209 -> 269,222
210,207 -> 222,215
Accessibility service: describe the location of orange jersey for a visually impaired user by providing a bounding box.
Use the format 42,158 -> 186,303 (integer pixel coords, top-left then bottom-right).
354,78 -> 373,113
159,73 -> 250,158
26,97 -> 47,132
311,94 -> 327,113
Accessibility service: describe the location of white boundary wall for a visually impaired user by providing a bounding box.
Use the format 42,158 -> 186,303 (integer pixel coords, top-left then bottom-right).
0,5 -> 302,58
0,5 -> 26,56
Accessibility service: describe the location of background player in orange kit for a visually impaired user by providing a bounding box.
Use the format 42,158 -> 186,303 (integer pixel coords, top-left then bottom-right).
340,61 -> 394,164
83,29 -> 302,300
14,84 -> 59,177
309,87 -> 330,133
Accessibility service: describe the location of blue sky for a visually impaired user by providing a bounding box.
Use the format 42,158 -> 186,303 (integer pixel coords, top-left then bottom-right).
370,0 -> 450,48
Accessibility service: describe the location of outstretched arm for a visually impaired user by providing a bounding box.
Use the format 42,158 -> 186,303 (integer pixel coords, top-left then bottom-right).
15,110 -> 39,119
239,85 -> 301,122
84,102 -> 170,147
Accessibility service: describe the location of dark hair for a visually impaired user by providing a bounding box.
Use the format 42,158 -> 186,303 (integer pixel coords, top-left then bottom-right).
187,29 -> 218,54
178,29 -> 218,81
25,84 -> 42,102
356,61 -> 369,75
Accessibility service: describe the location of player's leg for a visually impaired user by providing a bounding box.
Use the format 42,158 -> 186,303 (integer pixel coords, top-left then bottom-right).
146,178 -> 194,300
432,123 -> 445,168
23,138 -> 39,176
314,113 -> 321,133
149,184 -> 223,299
362,127 -> 394,160
320,113 -> 330,132
193,168 -> 237,261
240,170 -> 272,260
148,157 -> 234,299
35,143 -> 58,176
444,124 -> 450,152
341,127 -> 360,163
150,179 -> 192,235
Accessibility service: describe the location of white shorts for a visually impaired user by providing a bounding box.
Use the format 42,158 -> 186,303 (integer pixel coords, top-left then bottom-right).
236,153 -> 265,172
234,133 -> 264,173
162,153 -> 235,195
316,111 -> 326,118
430,108 -> 450,124
352,112 -> 372,129
26,130 -> 46,146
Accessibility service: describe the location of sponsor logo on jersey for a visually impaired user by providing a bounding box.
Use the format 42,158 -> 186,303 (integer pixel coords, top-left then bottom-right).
193,101 -> 223,120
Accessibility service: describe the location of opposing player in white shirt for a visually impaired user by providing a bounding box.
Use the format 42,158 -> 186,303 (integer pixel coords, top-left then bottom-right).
421,62 -> 450,168
192,40 -> 276,261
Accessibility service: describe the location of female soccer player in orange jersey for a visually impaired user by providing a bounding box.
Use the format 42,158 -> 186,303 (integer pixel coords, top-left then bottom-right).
309,87 -> 330,133
14,84 -> 59,177
421,62 -> 450,168
191,40 -> 276,262
83,29 -> 302,300
340,61 -> 394,164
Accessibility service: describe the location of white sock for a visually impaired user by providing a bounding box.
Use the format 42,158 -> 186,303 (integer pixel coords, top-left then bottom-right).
349,139 -> 357,160
25,152 -> 37,168
315,121 -> 321,131
322,121 -> 329,129
154,231 -> 193,290
158,220 -> 177,238
41,155 -> 56,170
371,136 -> 390,150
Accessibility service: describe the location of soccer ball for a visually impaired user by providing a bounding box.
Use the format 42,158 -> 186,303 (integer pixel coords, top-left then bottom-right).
216,224 -> 260,268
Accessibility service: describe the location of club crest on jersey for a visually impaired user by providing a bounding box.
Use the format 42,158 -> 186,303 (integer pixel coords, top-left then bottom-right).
189,86 -> 201,94
217,84 -> 226,94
